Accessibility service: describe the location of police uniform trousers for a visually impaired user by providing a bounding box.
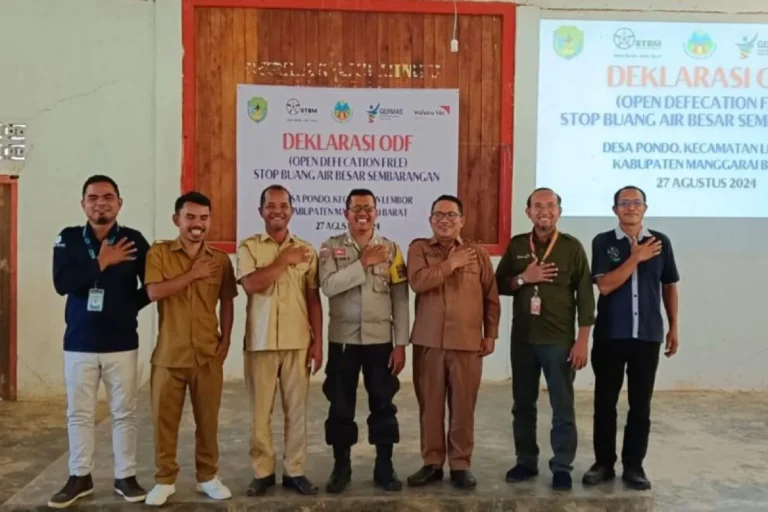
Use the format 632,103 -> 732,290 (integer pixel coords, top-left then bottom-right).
322,342 -> 400,448
150,360 -> 223,484
244,349 -> 310,478
413,345 -> 482,470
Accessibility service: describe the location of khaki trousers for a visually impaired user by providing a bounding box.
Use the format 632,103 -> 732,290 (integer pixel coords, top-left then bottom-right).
413,345 -> 482,470
244,349 -> 309,478
150,361 -> 223,484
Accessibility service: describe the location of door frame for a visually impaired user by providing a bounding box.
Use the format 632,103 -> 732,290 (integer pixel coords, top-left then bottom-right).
0,175 -> 17,400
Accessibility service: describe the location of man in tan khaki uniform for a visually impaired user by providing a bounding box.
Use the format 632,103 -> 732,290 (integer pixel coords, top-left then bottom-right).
406,194 -> 500,490
143,192 -> 237,506
318,189 -> 409,494
237,184 -> 324,497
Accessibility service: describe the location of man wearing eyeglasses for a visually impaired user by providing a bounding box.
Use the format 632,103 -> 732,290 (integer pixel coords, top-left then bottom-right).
581,186 -> 679,491
405,194 -> 500,490
495,187 -> 595,492
318,188 -> 409,494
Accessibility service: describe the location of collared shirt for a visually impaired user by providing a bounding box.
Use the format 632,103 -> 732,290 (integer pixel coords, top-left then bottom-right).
591,226 -> 679,343
318,232 -> 409,346
52,223 -> 150,353
407,237 -> 500,351
144,238 -> 238,368
237,232 -> 319,351
495,231 -> 595,345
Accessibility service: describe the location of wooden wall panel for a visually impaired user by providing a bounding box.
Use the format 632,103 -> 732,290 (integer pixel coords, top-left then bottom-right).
186,2 -> 512,253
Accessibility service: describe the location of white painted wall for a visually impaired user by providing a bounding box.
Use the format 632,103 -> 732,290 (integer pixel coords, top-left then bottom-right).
2,0 -> 767,398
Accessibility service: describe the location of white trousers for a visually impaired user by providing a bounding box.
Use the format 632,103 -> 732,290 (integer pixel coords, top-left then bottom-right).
64,349 -> 138,479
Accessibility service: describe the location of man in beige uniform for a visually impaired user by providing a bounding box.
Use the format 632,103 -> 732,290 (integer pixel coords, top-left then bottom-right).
318,189 -> 409,494
237,185 -> 324,497
143,192 -> 237,506
406,194 -> 500,490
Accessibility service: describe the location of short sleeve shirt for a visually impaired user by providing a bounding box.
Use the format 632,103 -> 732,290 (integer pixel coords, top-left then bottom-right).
591,226 -> 679,343
237,232 -> 319,351
144,238 -> 238,368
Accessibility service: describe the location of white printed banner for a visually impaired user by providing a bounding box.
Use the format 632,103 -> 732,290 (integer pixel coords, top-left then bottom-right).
236,85 -> 459,251
537,20 -> 768,217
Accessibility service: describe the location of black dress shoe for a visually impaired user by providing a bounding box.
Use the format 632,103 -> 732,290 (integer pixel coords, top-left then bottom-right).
246,474 -> 276,496
449,470 -> 477,489
505,464 -> 539,482
622,467 -> 651,490
374,467 -> 403,492
326,462 -> 352,494
406,465 -> 444,487
282,475 -> 319,495
552,471 -> 572,491
582,463 -> 616,485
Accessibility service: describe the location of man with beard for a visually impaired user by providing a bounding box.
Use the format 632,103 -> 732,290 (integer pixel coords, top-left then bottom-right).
406,194 -> 500,490
318,188 -> 409,494
50,175 -> 150,508
237,184 -> 324,497
582,186 -> 678,491
141,192 -> 237,506
495,187 -> 594,491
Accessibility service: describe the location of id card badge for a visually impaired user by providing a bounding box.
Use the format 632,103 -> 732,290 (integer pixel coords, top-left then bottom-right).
87,288 -> 105,312
530,295 -> 542,316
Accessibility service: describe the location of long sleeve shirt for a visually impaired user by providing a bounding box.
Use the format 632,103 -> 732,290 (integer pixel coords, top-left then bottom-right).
52,222 -> 150,353
318,232 -> 409,346
495,230 -> 595,345
407,237 -> 500,351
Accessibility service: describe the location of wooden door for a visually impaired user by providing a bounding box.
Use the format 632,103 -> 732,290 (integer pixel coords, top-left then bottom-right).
0,176 -> 17,400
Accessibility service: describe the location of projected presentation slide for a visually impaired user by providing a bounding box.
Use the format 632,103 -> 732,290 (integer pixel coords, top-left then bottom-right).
536,20 -> 768,217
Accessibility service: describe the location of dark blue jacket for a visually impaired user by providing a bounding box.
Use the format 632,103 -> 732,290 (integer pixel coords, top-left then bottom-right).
53,222 -> 150,353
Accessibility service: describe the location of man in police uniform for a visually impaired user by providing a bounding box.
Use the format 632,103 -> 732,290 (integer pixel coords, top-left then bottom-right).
582,186 -> 679,491
143,192 -> 237,506
319,188 -> 409,494
495,188 -> 595,492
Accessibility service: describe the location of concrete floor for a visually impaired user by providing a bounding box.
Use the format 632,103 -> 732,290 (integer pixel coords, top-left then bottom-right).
2,382 -> 768,511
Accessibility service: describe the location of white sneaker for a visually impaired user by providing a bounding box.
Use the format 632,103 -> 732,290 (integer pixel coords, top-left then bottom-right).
196,477 -> 232,500
145,484 -> 175,506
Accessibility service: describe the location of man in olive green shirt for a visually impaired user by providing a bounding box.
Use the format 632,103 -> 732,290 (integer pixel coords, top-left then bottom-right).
495,188 -> 595,492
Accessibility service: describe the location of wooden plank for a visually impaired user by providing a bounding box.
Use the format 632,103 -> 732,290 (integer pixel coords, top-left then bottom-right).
480,15 -> 502,237
195,9 -> 213,207
305,10 -> 320,86
364,13 -> 379,88
422,14 -> 436,89
457,14 -> 471,234
326,11 -> 343,87
376,14 -> 390,88
292,10 -> 307,86
218,8 -> 236,241
465,14 -> 485,241
244,8 -> 259,84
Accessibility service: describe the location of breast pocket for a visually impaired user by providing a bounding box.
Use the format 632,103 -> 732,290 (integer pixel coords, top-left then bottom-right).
373,261 -> 391,293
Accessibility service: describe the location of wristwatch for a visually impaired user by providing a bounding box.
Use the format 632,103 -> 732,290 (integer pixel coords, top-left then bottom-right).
516,275 -> 525,286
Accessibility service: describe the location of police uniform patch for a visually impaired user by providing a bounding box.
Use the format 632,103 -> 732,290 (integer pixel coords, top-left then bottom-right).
333,248 -> 346,257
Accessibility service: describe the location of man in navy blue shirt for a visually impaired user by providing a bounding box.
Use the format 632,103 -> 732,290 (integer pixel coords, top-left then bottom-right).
48,175 -> 150,509
582,186 -> 679,491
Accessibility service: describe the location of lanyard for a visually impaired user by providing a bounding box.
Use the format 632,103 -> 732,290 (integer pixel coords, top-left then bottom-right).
83,224 -> 119,260
529,229 -> 559,263
529,229 -> 558,296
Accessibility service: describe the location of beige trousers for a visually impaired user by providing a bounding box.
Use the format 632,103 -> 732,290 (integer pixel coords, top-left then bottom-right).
244,349 -> 309,478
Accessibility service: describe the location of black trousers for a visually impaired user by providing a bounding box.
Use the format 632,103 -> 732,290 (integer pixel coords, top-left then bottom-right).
323,342 -> 400,447
591,338 -> 661,469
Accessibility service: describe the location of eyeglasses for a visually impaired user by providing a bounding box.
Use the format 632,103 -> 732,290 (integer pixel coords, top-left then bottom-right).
432,211 -> 461,220
349,206 -> 375,213
617,200 -> 645,208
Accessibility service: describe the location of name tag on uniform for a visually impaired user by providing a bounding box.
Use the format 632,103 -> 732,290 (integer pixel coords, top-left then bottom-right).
530,296 -> 541,316
87,288 -> 105,312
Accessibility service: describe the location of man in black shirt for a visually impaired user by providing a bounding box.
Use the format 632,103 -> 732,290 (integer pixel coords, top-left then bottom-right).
48,175 -> 150,508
